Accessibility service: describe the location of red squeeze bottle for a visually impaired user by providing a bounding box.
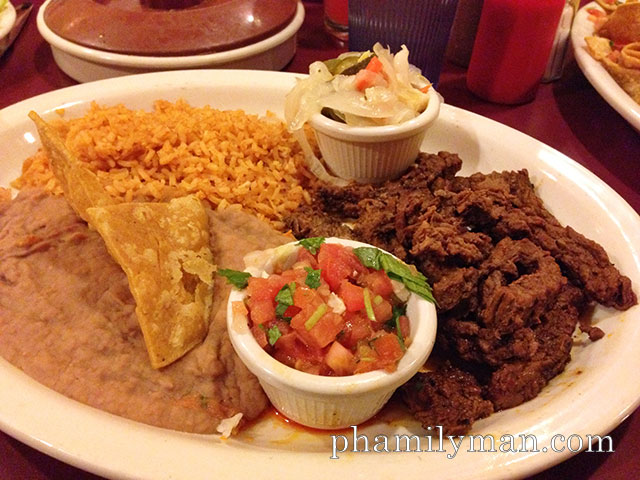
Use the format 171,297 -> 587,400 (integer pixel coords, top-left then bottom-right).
466,0 -> 566,104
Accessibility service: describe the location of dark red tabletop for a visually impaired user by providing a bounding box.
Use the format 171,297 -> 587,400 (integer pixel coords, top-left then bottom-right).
1,1 -> 639,479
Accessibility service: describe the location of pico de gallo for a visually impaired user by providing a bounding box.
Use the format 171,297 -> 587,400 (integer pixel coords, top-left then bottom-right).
220,238 -> 435,377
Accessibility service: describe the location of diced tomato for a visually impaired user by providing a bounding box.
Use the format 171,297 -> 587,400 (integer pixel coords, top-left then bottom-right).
282,305 -> 302,319
274,320 -> 293,336
273,331 -> 298,352
273,332 -> 324,368
372,333 -> 404,371
318,243 -> 367,291
339,280 -> 365,312
291,287 -> 324,325
372,297 -> 393,324
296,311 -> 345,349
247,275 -> 288,302
293,284 -> 322,305
248,298 -> 276,325
296,247 -> 319,269
354,342 -> 379,374
295,360 -> 325,375
290,292 -> 325,332
340,312 -> 373,349
363,270 -> 394,297
251,325 -> 269,349
325,341 -> 356,375
397,315 -> 410,340
281,267 -> 308,284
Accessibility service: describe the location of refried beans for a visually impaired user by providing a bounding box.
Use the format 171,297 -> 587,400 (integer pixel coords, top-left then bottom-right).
0,189 -> 289,433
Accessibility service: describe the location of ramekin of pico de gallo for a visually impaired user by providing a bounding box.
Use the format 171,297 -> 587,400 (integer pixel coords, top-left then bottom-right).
223,237 -> 437,429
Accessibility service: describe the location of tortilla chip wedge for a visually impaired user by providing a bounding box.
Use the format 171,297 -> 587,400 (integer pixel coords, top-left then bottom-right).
28,111 -> 114,222
598,2 -> 640,45
29,111 -> 214,368
86,198 -> 214,368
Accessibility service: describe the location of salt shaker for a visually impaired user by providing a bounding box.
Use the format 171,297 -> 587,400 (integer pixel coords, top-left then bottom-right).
466,0 -> 566,104
542,0 -> 580,82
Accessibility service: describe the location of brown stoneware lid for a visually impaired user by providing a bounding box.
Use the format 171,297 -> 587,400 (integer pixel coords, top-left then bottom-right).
43,0 -> 298,56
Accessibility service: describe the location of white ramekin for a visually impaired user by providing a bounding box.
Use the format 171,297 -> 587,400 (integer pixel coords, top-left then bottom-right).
226,237 -> 437,429
308,87 -> 441,184
0,1 -> 16,44
36,0 -> 305,83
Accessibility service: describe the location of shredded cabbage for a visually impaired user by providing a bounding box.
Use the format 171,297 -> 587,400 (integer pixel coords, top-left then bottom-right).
284,43 -> 431,184
285,43 -> 430,131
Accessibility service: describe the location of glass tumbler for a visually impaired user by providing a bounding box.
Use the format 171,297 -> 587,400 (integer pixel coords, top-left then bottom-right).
348,0 -> 460,86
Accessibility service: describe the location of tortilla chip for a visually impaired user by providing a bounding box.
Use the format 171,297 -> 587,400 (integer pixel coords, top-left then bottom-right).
598,3 -> 640,44
601,56 -> 640,103
86,196 -> 214,368
28,112 -> 114,222
595,0 -> 638,13
29,111 -> 215,368
585,36 -> 613,60
585,36 -> 640,103
621,41 -> 640,68
595,0 -> 620,14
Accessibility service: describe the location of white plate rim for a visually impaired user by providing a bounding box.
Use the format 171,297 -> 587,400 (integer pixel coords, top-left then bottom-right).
0,69 -> 639,480
571,1 -> 640,131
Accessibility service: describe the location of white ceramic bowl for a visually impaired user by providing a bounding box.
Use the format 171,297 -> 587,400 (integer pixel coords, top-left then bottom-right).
226,237 -> 438,429
36,0 -> 305,83
309,87 -> 441,184
0,1 -> 16,43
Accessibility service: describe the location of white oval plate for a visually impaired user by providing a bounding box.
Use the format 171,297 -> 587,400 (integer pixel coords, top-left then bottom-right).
571,2 -> 640,131
0,70 -> 639,480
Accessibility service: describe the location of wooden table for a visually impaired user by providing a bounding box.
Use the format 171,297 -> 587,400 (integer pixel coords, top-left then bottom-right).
1,1 -> 638,478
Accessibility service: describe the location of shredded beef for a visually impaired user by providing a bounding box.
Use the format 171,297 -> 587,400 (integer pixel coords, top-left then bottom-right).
285,151 -> 637,435
401,362 -> 494,436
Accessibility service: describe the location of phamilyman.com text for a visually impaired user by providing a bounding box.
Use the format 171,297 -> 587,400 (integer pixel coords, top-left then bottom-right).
330,425 -> 614,459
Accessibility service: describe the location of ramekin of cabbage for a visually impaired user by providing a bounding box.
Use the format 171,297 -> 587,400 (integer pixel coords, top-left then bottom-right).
285,43 -> 441,185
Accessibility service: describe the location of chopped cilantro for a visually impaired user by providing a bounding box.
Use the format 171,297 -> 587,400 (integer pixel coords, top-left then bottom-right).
217,268 -> 251,289
297,237 -> 325,255
304,266 -> 322,289
352,246 -> 382,269
353,246 -> 436,304
267,325 -> 282,346
275,282 -> 296,320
